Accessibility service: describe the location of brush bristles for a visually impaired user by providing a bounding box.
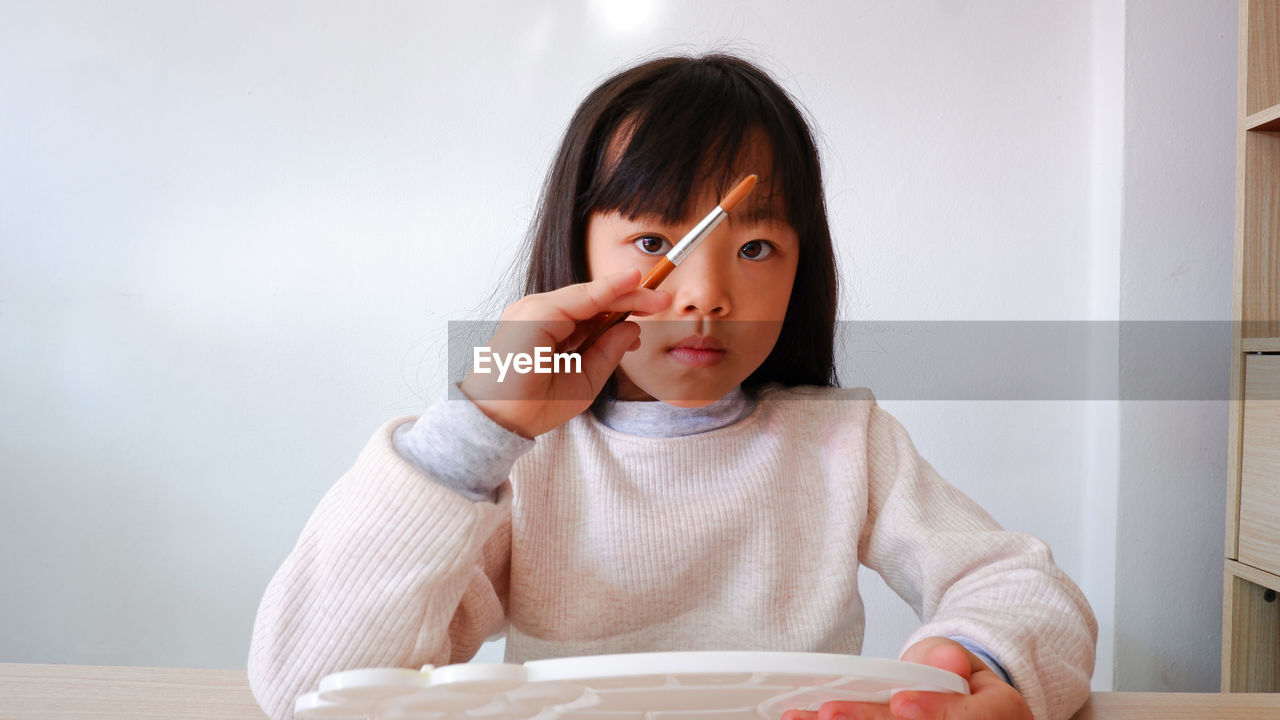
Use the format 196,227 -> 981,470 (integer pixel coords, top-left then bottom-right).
718,174 -> 758,214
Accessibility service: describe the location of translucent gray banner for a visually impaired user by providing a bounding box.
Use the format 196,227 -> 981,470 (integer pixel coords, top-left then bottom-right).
446,321 -> 1261,401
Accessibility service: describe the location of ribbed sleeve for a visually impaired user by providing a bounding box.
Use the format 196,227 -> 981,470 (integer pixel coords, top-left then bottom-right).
392,387 -> 535,501
247,418 -> 512,720
858,402 -> 1096,720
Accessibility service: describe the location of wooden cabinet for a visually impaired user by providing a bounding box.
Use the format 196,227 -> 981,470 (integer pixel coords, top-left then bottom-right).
1223,0 -> 1280,693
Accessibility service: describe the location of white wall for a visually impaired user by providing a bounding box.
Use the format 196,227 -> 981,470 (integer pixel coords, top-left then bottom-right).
0,0 -> 1236,693
1113,0 -> 1236,691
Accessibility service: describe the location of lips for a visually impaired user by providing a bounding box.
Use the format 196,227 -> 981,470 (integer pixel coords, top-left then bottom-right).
668,335 -> 726,367
671,335 -> 725,351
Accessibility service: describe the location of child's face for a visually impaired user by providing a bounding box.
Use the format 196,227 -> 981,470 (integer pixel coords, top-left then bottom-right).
585,184 -> 799,407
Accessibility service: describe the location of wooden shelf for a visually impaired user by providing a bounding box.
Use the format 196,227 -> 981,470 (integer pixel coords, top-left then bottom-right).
1246,103 -> 1280,131
1225,0 -> 1280,693
1229,559 -> 1280,593
1223,562 -> 1280,692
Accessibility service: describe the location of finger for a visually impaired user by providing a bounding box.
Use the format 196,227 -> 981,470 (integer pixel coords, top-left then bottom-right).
888,691 -> 937,720
818,700 -> 895,720
890,669 -> 1024,720
963,666 -> 1016,695
543,270 -> 646,321
612,287 -> 672,315
560,309 -> 652,354
781,711 -> 819,720
558,313 -> 609,353
887,641 -> 982,720
577,320 -> 641,387
520,274 -> 668,346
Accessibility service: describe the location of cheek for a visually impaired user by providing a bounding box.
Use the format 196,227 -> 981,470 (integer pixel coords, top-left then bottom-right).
778,254 -> 801,305
747,259 -> 799,320
588,241 -> 639,283
773,273 -> 798,312
747,319 -> 786,362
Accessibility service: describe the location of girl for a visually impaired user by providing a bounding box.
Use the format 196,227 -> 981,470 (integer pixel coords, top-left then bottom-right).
248,54 -> 1096,720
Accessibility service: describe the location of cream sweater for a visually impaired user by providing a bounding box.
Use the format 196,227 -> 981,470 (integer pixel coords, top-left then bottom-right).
248,385 -> 1096,720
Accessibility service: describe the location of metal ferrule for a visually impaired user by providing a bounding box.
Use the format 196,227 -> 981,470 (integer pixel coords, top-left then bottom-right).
667,206 -> 726,265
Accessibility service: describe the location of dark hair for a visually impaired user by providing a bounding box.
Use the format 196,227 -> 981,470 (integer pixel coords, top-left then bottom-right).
523,53 -> 838,393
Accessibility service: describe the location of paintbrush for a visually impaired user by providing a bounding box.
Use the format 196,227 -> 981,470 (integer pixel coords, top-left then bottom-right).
577,173 -> 758,350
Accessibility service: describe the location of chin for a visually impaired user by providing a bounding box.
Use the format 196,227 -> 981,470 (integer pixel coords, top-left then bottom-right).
615,360 -> 750,407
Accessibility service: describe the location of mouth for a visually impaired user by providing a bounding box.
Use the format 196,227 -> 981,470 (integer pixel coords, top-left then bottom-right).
667,335 -> 727,367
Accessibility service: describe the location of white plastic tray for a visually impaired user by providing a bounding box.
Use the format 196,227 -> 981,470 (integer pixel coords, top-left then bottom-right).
295,651 -> 968,719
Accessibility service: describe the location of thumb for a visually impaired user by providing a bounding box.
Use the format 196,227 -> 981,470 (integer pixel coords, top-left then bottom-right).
921,643 -> 973,680
888,642 -> 975,720
901,638 -> 974,680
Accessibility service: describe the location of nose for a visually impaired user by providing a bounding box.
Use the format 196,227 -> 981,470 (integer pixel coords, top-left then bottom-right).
668,246 -> 732,317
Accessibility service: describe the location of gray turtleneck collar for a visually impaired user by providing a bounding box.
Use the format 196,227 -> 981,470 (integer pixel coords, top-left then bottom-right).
592,386 -> 756,437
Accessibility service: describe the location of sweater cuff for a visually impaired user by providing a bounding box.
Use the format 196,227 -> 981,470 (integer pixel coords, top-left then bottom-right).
392,386 -> 535,501
949,635 -> 1013,687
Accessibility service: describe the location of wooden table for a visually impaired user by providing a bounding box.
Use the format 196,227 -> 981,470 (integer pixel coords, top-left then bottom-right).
2,664 -> 1278,719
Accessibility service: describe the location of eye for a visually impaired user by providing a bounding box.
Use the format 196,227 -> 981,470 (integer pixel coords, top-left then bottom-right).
739,240 -> 776,260
633,235 -> 670,256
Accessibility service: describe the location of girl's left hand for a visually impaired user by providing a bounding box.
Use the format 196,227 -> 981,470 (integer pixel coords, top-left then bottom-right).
781,637 -> 1032,720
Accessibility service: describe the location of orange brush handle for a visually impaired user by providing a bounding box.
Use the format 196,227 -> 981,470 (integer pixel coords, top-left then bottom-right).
576,258 -> 675,350
572,173 -> 757,353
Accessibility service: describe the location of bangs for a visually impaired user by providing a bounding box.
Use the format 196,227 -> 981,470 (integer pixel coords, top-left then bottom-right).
582,62 -> 808,233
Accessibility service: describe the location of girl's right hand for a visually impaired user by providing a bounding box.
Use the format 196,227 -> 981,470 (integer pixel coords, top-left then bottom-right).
459,269 -> 671,439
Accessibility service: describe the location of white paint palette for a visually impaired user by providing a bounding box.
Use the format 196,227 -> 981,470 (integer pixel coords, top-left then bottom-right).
295,651 -> 968,720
